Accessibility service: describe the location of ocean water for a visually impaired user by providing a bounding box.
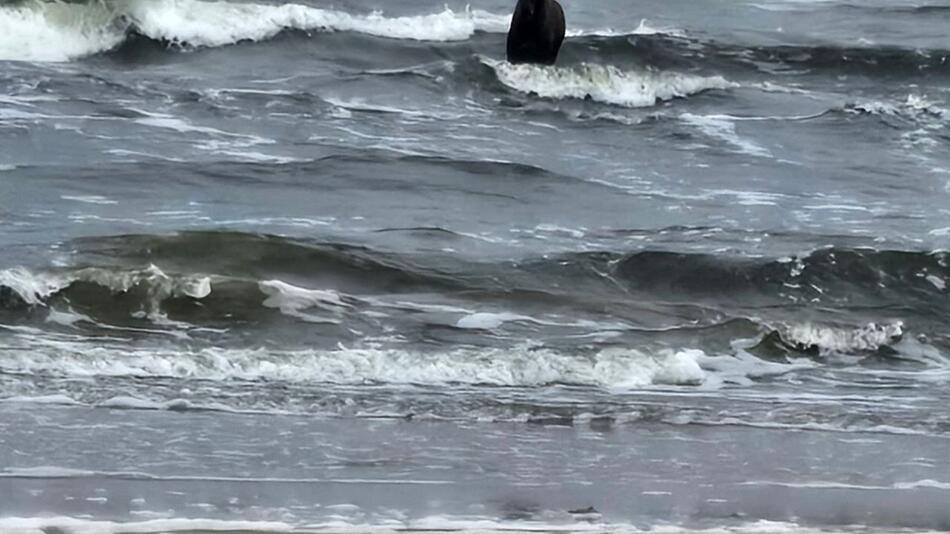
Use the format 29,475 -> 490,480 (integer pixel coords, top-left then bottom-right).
1,0 -> 949,532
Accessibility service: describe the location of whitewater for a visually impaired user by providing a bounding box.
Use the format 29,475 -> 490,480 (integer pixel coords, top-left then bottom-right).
2,0 -> 950,532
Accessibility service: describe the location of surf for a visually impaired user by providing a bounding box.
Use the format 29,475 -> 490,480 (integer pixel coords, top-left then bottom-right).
0,0 -> 510,62
0,1 -> 688,63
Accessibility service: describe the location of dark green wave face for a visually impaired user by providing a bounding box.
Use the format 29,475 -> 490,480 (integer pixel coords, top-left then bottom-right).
2,0 -> 950,531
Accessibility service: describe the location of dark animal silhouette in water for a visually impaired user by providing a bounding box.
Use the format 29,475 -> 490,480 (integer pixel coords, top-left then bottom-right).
506,0 -> 566,65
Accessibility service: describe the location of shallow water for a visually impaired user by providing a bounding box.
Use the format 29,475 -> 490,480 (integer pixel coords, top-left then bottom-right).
1,0 -> 949,532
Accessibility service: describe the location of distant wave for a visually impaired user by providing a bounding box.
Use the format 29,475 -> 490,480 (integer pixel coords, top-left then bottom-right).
0,0 -> 508,62
128,1 -> 509,47
0,0 -> 680,63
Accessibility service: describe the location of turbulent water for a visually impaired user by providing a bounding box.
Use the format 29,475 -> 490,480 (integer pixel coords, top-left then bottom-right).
1,0 -> 950,532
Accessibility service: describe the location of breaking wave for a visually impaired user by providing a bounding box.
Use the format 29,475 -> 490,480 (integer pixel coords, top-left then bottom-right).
2,230 -> 947,425
0,0 -> 682,63
0,0 -> 127,62
0,0 -> 510,62
0,262 -> 933,362
1,232 -> 949,376
484,59 -> 735,108
777,321 -> 905,355
2,232 -> 950,317
127,1 -> 509,48
0,230 -> 946,284
844,94 -> 948,122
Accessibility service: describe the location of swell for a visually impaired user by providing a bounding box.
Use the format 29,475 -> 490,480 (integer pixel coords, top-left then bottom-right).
70,230 -> 470,293
47,231 -> 950,293
611,248 -> 950,310
3,231 -> 949,308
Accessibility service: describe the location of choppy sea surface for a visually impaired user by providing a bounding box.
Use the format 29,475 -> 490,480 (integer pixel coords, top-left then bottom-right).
1,0 -> 950,532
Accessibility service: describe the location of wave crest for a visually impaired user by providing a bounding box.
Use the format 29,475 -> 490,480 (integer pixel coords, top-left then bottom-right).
847,94 -> 947,121
0,264 -> 211,321
0,0 -> 127,62
778,322 -> 905,356
128,2 -> 509,49
486,59 -> 735,108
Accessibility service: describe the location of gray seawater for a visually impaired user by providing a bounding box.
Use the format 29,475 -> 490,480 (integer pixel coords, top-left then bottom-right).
1,0 -> 950,532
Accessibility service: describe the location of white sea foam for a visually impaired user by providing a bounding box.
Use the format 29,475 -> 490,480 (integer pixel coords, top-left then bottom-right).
680,114 -> 773,158
325,96 -> 468,122
97,395 -> 192,410
0,0 -> 513,62
565,19 -> 686,38
45,307 -> 93,327
1,1 -> 689,63
259,280 -> 350,324
0,341 -> 708,389
487,59 -> 735,108
78,264 -> 213,301
850,94 -> 947,119
894,479 -> 950,490
783,321 -> 904,354
0,267 -> 68,305
130,2 -> 510,47
455,312 -> 529,329
0,1 -> 127,62
925,274 -> 946,291
533,223 -> 586,239
695,349 -> 816,388
847,95 -> 949,159
0,265 -> 211,316
60,194 -> 119,205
